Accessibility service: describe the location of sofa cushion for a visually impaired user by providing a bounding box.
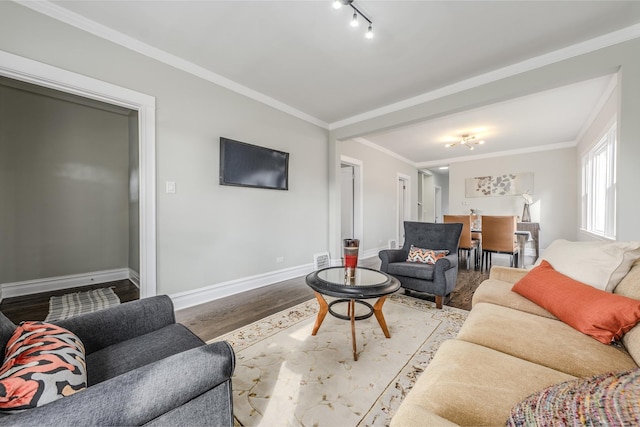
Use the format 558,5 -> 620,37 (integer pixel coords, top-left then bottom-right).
86,323 -> 203,386
0,322 -> 86,412
535,239 -> 640,292
406,246 -> 448,264
513,260 -> 640,344
507,368 -> 640,427
386,262 -> 434,280
456,303 -> 637,378
615,260 -> 640,367
471,278 -> 556,319
390,340 -> 575,427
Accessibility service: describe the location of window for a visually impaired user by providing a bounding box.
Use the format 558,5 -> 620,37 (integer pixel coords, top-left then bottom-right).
581,122 -> 616,239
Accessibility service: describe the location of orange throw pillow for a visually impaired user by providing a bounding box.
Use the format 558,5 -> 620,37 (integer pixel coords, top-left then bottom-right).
512,260 -> 640,344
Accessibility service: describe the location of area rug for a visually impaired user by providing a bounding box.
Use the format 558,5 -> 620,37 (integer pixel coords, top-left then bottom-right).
211,293 -> 468,426
44,287 -> 121,322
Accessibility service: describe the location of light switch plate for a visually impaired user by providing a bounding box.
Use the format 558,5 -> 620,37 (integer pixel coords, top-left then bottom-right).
166,181 -> 176,194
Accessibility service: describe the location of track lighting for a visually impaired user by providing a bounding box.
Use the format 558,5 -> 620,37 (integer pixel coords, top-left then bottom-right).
332,0 -> 373,40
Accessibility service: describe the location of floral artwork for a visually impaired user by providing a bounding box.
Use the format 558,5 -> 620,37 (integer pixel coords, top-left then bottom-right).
465,172 -> 533,198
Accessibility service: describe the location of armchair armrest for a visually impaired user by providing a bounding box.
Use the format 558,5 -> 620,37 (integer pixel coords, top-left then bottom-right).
54,295 -> 176,354
379,249 -> 407,271
489,266 -> 528,284
434,254 -> 456,273
0,341 -> 235,427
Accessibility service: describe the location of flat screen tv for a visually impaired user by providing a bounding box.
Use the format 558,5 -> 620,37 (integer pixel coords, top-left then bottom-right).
219,137 -> 289,190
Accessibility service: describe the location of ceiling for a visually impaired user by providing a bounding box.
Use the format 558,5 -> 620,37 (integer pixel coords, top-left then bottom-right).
31,1 -> 640,164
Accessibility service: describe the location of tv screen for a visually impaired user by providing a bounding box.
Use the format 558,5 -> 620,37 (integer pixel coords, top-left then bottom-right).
219,137 -> 289,190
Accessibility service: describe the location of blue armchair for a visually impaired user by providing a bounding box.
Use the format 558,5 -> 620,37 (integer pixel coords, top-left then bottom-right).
379,221 -> 462,309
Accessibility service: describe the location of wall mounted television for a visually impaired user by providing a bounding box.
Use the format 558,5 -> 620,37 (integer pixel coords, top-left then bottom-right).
219,137 -> 289,190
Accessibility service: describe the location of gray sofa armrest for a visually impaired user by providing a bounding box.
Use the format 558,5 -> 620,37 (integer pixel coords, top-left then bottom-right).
0,341 -> 235,427
379,249 -> 407,271
54,295 -> 176,354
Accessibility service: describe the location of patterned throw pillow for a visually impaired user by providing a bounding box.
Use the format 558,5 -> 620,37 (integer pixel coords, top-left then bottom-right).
506,369 -> 640,426
0,322 -> 87,413
406,245 -> 449,264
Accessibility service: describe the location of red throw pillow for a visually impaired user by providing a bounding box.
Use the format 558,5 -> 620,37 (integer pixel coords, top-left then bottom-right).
512,260 -> 640,344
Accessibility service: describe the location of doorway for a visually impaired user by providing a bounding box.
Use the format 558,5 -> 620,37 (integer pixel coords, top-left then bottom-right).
340,156 -> 363,246
397,174 -> 410,247
434,185 -> 442,223
0,50 -> 156,301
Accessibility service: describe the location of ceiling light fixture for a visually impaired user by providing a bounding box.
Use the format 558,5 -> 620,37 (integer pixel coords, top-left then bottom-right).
333,0 -> 373,39
350,12 -> 359,27
445,134 -> 486,150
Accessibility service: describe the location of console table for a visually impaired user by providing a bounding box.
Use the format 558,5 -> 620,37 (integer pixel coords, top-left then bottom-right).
517,222 -> 540,261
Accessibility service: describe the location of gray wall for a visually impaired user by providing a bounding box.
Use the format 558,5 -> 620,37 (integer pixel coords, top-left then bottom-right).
0,2 -> 329,295
339,139 -> 417,255
0,83 -> 131,282
449,148 -> 577,249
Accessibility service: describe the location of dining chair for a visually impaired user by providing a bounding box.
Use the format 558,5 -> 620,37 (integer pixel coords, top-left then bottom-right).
443,215 -> 479,270
481,215 -> 519,271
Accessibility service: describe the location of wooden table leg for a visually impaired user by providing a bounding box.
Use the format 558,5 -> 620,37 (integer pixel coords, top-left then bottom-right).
373,295 -> 391,338
350,299 -> 357,361
311,291 -> 328,336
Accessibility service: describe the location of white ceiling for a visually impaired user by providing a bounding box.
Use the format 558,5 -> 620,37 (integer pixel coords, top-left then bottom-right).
31,1 -> 640,164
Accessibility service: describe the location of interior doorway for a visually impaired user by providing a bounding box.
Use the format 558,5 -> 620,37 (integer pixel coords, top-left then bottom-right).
0,50 -> 156,302
397,174 -> 410,247
434,185 -> 442,223
340,156 -> 363,246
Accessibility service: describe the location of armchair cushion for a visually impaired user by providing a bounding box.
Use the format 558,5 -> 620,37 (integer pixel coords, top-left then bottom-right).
0,322 -> 86,412
87,323 -> 204,386
388,262 -> 434,280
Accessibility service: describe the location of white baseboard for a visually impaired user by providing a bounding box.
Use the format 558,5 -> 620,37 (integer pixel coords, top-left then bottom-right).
1,268 -> 131,299
170,263 -> 316,311
129,269 -> 140,288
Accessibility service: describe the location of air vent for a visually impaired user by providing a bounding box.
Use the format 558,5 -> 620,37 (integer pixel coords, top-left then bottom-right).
388,239 -> 397,249
313,252 -> 331,270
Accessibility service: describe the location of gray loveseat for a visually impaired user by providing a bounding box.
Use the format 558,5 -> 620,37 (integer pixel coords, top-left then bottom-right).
0,295 -> 235,426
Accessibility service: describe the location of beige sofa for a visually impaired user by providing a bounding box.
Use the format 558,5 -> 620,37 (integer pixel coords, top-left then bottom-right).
391,260 -> 640,426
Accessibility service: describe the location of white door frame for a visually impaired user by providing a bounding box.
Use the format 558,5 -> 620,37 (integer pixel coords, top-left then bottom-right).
434,185 -> 442,223
340,156 -> 363,247
0,50 -> 157,298
397,173 -> 411,246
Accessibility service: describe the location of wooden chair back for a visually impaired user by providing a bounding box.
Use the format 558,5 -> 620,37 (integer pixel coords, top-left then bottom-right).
481,215 -> 518,253
443,215 -> 473,250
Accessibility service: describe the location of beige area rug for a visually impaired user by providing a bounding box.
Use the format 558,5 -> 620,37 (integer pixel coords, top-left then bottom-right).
211,293 -> 468,426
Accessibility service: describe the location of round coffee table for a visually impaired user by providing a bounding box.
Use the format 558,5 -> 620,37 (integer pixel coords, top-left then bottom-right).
305,267 -> 400,361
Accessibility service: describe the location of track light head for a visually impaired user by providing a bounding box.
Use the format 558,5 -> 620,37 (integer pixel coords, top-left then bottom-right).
366,24 -> 373,39
350,12 -> 358,27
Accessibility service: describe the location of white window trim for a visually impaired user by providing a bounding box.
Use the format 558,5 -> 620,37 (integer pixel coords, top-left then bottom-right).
580,120 -> 616,240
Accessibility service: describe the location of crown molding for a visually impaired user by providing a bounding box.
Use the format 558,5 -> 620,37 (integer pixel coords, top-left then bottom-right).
329,23 -> 640,130
17,0 -> 329,129
18,1 -> 640,134
416,141 -> 577,169
352,137 -> 417,167
574,73 -> 618,144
